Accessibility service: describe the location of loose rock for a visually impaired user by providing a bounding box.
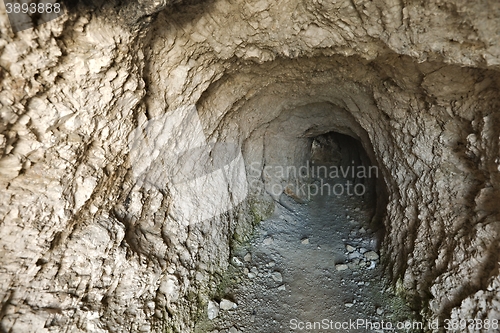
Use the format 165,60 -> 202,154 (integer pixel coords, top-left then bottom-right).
271,272 -> 283,282
220,299 -> 237,310
263,237 -> 273,245
336,264 -> 349,271
364,251 -> 379,260
346,245 -> 356,252
207,301 -> 219,320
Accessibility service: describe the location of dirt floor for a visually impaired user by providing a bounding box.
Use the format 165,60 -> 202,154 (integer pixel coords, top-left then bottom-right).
196,178 -> 420,333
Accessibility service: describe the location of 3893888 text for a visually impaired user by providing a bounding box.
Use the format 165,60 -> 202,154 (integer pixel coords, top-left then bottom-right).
5,2 -> 61,14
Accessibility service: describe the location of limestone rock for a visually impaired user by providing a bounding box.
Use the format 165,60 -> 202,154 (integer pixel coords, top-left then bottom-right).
208,301 -> 219,320
336,264 -> 349,271
263,236 -> 273,245
346,245 -> 356,252
220,299 -> 237,311
271,272 -> 283,282
364,251 -> 379,261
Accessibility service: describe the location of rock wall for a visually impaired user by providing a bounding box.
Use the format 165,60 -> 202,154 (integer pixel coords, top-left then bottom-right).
1,0 -> 499,332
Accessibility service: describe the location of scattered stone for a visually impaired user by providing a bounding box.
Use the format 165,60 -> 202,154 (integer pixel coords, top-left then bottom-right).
364,251 -> 379,260
243,267 -> 249,274
248,272 -> 256,279
358,247 -> 368,254
232,257 -> 243,266
345,302 -> 354,308
348,251 -> 362,260
229,327 -> 239,333
267,261 -> 275,267
367,261 -> 376,270
207,301 -> 219,320
301,237 -> 309,244
347,262 -> 358,270
271,272 -> 283,282
346,245 -> 356,252
354,207 -> 360,212
278,284 -> 286,291
335,264 -> 349,271
359,227 -> 366,234
244,253 -> 252,262
220,299 -> 237,310
263,236 -> 273,245
89,204 -> 98,214
376,307 -> 384,315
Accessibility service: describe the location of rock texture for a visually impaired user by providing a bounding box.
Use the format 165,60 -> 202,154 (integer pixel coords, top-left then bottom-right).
1,0 -> 500,332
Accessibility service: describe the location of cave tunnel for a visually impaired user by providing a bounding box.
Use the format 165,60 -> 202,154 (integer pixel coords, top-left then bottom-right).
1,0 -> 500,332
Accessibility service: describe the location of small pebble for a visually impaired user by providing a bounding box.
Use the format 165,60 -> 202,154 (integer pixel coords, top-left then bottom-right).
220,299 -> 237,310
232,257 -> 243,266
364,251 -> 379,260
335,264 -> 349,271
263,237 -> 273,245
271,272 -> 283,282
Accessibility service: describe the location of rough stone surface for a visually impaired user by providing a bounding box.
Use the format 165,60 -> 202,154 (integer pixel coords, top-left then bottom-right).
219,299 -> 237,311
1,0 -> 500,332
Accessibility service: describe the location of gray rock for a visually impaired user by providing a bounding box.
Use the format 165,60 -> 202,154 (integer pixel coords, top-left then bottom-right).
271,272 -> 283,282
207,301 -> 219,320
220,299 -> 237,310
364,251 -> 379,260
263,237 -> 274,245
336,264 -> 349,271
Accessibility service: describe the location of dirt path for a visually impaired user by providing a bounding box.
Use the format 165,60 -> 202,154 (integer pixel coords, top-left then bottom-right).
197,178 -> 418,333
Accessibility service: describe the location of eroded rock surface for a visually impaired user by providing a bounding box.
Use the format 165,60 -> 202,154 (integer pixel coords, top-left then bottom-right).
1,0 -> 500,332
